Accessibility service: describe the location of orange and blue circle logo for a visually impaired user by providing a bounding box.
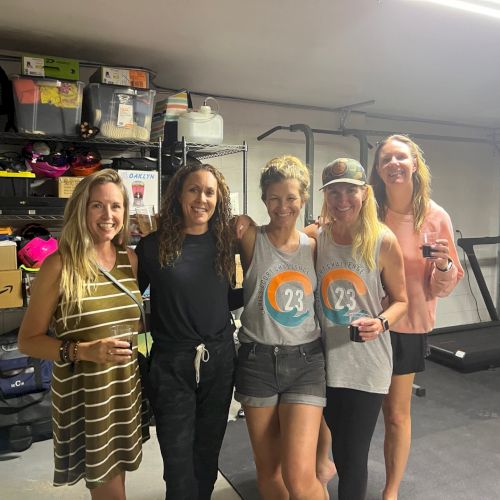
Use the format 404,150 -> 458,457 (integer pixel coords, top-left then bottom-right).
320,269 -> 368,325
264,270 -> 313,327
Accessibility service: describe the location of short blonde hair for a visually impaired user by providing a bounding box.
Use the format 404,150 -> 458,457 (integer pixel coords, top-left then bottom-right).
260,155 -> 310,202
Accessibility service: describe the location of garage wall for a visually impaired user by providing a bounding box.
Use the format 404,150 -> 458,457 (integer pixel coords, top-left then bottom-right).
202,95 -> 500,329
1,52 -> 498,330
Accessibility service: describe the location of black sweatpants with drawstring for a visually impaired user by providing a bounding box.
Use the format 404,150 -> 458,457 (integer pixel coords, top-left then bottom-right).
149,338 -> 236,500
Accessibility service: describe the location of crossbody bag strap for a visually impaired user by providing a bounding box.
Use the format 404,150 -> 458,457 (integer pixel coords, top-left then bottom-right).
98,266 -> 149,356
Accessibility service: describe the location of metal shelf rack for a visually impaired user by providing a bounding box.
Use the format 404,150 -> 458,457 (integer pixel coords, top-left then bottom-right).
0,133 -> 162,221
0,132 -> 161,152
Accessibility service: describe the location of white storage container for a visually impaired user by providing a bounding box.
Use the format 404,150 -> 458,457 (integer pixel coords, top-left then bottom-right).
177,100 -> 223,145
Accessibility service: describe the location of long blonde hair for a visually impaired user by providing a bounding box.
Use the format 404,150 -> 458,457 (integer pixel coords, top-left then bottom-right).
158,163 -> 235,284
370,134 -> 431,231
58,169 -> 129,325
322,184 -> 386,270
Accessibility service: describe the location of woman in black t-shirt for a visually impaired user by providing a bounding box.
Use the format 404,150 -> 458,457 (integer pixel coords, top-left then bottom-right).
135,163 -> 238,500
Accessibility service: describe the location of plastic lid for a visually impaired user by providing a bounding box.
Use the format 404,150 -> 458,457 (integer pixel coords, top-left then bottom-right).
199,105 -> 212,114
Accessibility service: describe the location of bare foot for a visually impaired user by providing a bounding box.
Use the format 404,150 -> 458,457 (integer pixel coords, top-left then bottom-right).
382,489 -> 398,500
317,458 -> 336,485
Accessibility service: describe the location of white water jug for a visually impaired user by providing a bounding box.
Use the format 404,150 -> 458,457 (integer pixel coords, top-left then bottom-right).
177,98 -> 223,145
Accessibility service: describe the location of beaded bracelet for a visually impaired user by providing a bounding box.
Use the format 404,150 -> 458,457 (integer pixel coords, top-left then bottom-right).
64,340 -> 72,363
58,341 -> 67,363
72,340 -> 81,363
59,340 -> 70,363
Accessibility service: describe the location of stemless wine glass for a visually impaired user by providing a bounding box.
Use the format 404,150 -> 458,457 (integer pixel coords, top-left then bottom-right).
110,324 -> 134,349
421,231 -> 438,259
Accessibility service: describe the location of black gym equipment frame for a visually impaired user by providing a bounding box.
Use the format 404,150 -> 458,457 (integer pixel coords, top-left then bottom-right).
428,236 -> 500,373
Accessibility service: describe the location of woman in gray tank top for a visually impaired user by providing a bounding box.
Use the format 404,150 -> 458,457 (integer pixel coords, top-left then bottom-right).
308,158 -> 408,500
234,155 -> 328,500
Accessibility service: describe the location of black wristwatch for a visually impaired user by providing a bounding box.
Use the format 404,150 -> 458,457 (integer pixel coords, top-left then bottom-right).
377,315 -> 389,332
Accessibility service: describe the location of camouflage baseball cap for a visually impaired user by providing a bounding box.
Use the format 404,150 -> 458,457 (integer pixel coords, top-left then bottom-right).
320,158 -> 366,190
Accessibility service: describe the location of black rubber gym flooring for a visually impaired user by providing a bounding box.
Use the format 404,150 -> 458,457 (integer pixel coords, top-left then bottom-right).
219,359 -> 500,499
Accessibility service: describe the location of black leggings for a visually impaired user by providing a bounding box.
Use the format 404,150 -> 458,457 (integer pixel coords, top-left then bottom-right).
324,387 -> 384,500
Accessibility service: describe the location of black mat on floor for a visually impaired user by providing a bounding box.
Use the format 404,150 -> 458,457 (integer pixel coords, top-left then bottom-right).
219,360 -> 500,500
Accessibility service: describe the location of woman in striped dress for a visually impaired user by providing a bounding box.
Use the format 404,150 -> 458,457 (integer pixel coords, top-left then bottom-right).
19,169 -> 146,499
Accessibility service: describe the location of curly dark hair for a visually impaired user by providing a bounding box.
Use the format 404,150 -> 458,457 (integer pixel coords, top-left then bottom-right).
158,163 -> 235,284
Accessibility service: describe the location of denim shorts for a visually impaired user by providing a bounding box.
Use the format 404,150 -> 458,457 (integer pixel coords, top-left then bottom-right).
234,338 -> 326,407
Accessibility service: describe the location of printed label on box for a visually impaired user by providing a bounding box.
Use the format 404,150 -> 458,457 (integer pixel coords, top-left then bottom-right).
23,57 -> 45,77
58,177 -> 84,198
117,103 -> 134,128
99,67 -> 149,88
129,70 -> 148,89
117,170 -> 159,212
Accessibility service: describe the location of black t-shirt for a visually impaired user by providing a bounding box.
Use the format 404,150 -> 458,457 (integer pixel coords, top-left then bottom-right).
135,231 -> 234,351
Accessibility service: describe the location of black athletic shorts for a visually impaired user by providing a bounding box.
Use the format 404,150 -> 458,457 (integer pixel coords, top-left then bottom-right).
390,331 -> 429,375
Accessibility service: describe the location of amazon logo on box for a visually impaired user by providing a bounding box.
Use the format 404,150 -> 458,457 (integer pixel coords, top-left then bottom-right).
0,270 -> 23,309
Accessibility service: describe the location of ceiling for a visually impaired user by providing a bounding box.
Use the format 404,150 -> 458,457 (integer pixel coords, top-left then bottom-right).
2,0 -> 500,129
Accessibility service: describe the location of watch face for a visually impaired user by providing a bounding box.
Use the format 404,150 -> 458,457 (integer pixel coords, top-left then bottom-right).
379,316 -> 389,331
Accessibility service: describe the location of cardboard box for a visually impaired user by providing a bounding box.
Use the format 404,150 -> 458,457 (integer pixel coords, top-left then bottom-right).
0,242 -> 17,271
57,176 -> 84,198
0,270 -> 23,309
90,67 -> 149,89
117,170 -> 159,212
22,55 -> 79,80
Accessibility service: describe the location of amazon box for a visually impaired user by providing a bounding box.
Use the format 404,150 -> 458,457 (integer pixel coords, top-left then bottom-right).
0,270 -> 23,309
0,241 -> 17,271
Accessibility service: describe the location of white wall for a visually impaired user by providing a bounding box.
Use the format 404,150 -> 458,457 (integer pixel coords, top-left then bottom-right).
199,95 -> 500,329
1,53 -> 498,331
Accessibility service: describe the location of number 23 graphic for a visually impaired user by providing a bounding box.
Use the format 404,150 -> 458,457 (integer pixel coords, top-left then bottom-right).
333,286 -> 356,311
284,288 -> 304,311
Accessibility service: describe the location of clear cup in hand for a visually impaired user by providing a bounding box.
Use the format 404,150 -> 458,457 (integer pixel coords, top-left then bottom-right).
110,324 -> 134,350
136,205 -> 157,235
421,231 -> 438,259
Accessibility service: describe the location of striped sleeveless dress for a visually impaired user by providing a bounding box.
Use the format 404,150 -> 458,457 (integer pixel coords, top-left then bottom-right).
51,247 -> 145,488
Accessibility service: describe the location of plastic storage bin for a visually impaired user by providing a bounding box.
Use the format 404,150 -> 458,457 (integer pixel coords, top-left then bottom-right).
11,76 -> 84,136
84,83 -> 156,141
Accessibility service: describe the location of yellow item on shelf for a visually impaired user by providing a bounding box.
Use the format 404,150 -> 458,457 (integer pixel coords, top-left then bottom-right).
0,171 -> 36,178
